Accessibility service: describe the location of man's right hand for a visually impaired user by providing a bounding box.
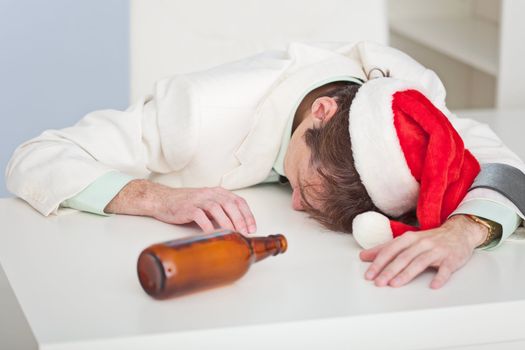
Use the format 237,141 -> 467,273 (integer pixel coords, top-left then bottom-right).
104,179 -> 257,235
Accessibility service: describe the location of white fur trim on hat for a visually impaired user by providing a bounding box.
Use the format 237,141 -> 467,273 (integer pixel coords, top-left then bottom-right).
352,211 -> 393,249
349,78 -> 422,217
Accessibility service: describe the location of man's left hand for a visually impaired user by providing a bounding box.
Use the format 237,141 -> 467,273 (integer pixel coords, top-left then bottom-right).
359,215 -> 488,289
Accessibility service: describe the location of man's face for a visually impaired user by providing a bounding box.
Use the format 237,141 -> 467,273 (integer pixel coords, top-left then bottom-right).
284,96 -> 338,211
283,117 -> 321,211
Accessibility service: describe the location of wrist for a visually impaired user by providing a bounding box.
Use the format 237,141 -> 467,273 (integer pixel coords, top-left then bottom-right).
105,179 -> 160,216
447,214 -> 489,248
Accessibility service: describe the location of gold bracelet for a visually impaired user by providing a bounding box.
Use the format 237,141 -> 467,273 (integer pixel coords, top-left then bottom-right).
465,214 -> 502,248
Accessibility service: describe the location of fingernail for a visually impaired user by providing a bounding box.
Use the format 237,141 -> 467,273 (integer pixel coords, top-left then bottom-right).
390,278 -> 400,287
248,225 -> 256,234
365,270 -> 374,280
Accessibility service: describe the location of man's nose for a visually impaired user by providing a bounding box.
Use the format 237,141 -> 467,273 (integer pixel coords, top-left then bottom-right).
292,188 -> 304,211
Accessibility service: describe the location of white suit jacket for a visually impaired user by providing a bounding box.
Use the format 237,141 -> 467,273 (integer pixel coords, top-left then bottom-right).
6,41 -> 525,219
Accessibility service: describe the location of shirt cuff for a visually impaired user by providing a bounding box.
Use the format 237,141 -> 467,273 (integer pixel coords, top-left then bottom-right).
61,171 -> 135,216
450,199 -> 522,250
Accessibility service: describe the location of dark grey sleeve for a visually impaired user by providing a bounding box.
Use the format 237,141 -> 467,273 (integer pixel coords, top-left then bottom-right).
470,163 -> 525,214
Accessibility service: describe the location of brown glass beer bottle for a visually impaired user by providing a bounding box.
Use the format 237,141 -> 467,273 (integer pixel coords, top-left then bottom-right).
137,230 -> 287,298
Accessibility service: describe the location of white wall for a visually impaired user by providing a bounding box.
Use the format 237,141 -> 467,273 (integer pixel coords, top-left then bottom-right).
130,0 -> 388,101
388,0 -> 525,110
497,0 -> 525,108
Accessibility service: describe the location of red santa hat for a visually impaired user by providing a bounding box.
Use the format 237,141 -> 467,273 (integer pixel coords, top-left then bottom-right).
349,78 -> 480,249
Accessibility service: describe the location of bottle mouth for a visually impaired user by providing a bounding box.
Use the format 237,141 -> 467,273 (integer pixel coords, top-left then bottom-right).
270,234 -> 288,254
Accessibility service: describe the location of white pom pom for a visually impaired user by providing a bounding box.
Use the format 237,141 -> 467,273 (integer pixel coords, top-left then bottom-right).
352,211 -> 394,249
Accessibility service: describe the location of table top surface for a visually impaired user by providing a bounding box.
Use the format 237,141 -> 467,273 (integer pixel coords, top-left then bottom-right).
1,183 -> 525,349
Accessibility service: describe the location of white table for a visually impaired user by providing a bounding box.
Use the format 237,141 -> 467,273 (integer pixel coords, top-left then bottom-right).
1,183 -> 525,350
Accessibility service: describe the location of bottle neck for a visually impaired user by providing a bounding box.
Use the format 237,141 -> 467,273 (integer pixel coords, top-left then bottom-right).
249,234 -> 287,262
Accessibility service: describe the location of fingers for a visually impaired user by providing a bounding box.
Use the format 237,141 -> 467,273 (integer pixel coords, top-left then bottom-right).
235,197 -> 257,234
430,265 -> 453,289
154,187 -> 257,234
205,202 -> 235,232
192,209 -> 215,233
220,194 -> 257,235
198,188 -> 257,235
373,241 -> 433,287
359,242 -> 387,262
212,191 -> 256,235
221,201 -> 249,235
364,233 -> 419,280
389,251 -> 439,287
360,221 -> 476,289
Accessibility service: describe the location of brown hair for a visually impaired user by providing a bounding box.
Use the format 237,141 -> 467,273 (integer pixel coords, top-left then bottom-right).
301,82 -> 377,233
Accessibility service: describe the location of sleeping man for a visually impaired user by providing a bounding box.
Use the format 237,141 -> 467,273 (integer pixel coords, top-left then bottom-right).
6,41 -> 525,289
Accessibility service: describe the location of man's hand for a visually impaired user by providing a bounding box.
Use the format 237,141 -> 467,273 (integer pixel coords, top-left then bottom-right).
359,215 -> 488,289
104,179 -> 257,235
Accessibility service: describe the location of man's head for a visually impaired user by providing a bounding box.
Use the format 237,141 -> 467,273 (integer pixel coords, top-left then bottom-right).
284,82 -> 376,233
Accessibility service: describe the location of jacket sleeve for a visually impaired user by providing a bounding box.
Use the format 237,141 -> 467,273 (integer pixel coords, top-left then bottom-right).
60,171 -> 135,215
5,95 -> 166,216
437,96 -> 525,222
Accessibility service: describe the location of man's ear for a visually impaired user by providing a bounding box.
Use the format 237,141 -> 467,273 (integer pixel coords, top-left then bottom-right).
311,97 -> 338,127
